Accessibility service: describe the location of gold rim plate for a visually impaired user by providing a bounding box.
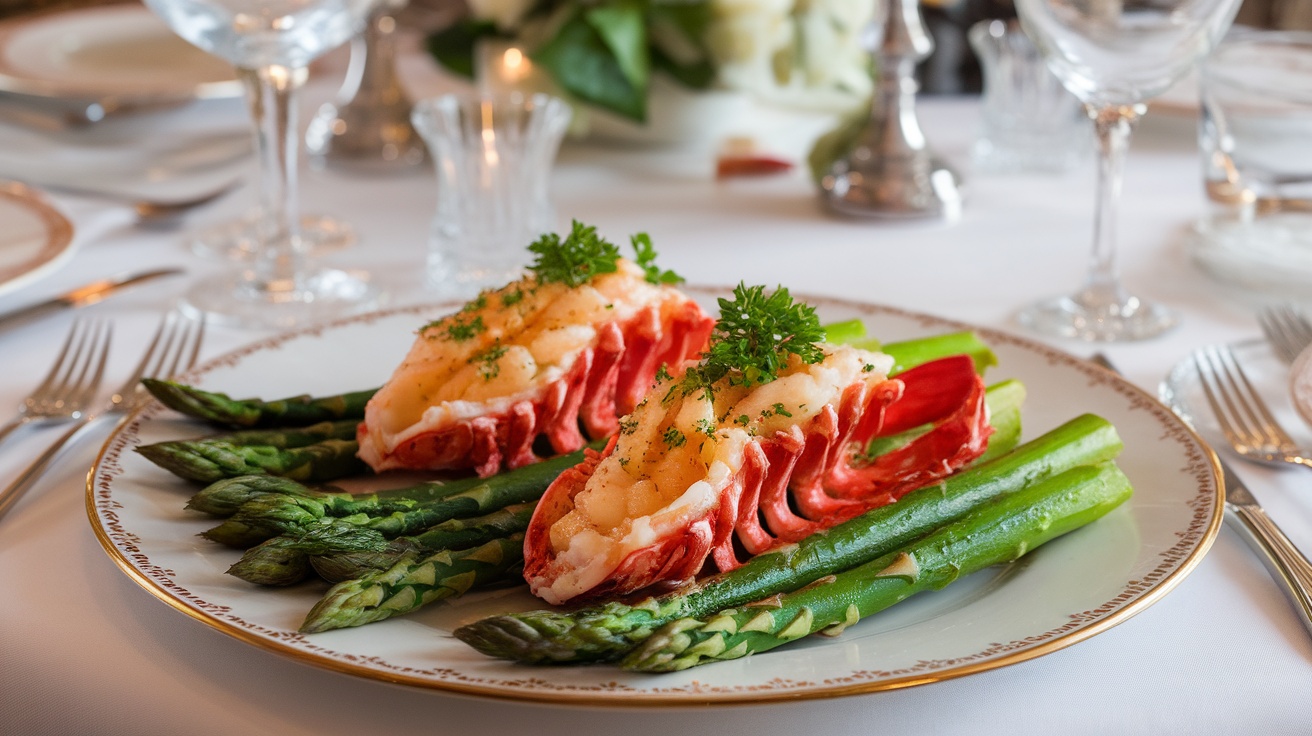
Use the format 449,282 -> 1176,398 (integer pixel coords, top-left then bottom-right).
87,291 -> 1224,706
0,181 -> 75,297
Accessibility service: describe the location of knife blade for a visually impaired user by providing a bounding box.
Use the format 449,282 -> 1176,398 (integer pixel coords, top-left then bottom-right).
1091,352 -> 1312,639
0,268 -> 183,332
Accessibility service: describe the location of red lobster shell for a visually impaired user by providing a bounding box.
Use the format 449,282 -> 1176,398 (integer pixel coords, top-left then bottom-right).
357,262 -> 715,477
523,352 -> 990,605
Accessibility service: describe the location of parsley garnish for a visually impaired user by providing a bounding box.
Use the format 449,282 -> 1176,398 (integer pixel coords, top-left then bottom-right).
676,283 -> 825,400
695,418 -> 716,436
528,220 -> 621,287
619,416 -> 639,435
502,288 -> 524,307
463,293 -> 488,312
631,232 -> 684,285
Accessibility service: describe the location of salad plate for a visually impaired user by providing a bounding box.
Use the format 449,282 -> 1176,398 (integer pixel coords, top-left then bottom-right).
0,5 -> 239,105
88,291 -> 1223,705
1161,338 -> 1312,454
0,182 -> 74,298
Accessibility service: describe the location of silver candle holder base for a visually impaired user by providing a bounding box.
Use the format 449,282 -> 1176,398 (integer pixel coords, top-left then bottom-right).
818,0 -> 962,221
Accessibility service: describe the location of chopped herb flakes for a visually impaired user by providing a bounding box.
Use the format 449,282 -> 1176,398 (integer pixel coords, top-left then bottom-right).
501,289 -> 524,306
470,344 -> 508,379
662,426 -> 687,448
444,315 -> 485,342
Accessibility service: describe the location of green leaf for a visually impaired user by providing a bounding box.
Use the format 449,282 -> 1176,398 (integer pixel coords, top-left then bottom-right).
648,2 -> 714,89
532,8 -> 647,121
425,20 -> 501,79
584,1 -> 649,92
652,47 -> 715,89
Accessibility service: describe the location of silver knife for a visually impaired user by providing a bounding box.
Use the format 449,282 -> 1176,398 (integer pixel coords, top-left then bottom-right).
0,268 -> 183,332
1092,353 -> 1312,638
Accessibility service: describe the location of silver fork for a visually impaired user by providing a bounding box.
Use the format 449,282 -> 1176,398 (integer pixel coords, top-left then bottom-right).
1193,345 -> 1312,469
1257,305 -> 1312,365
0,312 -> 204,521
1104,353 -> 1312,639
0,318 -> 112,447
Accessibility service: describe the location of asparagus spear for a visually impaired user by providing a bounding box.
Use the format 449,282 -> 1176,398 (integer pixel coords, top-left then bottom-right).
229,502 -> 538,586
453,413 -> 1123,664
137,437 -> 366,484
300,534 -> 526,633
309,502 -> 537,582
142,378 -> 376,428
225,536 -> 312,586
187,467 -> 504,518
203,445 -> 598,547
137,419 -> 359,483
623,461 -> 1132,671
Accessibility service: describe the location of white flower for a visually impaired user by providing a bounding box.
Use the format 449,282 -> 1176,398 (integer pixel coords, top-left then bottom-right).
708,0 -> 875,109
467,0 -> 536,32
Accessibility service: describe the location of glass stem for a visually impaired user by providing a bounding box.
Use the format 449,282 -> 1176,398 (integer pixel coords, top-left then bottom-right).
239,65 -> 306,296
1084,103 -> 1142,307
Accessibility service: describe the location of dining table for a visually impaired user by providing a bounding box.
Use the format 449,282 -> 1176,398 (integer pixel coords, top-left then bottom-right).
0,35 -> 1309,736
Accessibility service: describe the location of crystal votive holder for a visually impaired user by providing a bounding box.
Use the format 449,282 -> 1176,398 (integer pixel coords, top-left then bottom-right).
412,92 -> 571,295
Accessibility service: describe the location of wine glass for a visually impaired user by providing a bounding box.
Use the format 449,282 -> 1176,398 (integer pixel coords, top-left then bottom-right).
1013,0 -> 1242,341
143,0 -> 383,328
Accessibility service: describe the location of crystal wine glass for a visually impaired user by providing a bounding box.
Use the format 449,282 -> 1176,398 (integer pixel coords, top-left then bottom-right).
1014,0 -> 1242,341
143,0 -> 383,328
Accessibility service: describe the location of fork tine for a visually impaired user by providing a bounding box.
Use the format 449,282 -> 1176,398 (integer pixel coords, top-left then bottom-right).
111,312 -> 205,410
1220,344 -> 1299,447
47,320 -> 96,402
1259,305 -> 1312,364
29,319 -> 85,399
1195,348 -> 1250,450
70,321 -> 112,413
153,313 -> 204,380
1210,346 -> 1271,446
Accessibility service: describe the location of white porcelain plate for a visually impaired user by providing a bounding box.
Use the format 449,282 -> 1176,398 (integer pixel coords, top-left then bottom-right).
0,5 -> 238,102
88,292 -> 1223,705
0,182 -> 74,298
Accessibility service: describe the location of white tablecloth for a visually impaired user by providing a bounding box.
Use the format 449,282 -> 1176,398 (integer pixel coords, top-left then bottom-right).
0,48 -> 1309,736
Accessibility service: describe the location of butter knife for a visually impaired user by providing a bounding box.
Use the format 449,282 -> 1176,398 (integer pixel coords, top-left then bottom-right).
1092,353 -> 1312,638
0,268 -> 183,333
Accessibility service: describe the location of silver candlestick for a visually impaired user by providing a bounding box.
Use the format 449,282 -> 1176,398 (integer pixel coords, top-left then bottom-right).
306,1 -> 427,171
819,0 -> 962,220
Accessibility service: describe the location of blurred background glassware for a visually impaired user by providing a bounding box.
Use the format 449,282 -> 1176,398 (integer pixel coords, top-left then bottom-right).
305,0 -> 426,172
142,0 -> 384,329
411,92 -> 569,296
968,18 -> 1086,174
1013,0 -> 1242,342
1190,29 -> 1312,294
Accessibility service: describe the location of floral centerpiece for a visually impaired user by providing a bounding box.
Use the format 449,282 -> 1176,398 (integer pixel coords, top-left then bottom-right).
428,0 -> 876,126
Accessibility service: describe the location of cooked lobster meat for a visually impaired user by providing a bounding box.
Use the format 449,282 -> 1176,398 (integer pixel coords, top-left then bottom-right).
357,226 -> 714,477
522,285 -> 990,605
